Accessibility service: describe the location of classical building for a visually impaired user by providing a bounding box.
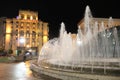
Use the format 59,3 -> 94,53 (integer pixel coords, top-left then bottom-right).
0,10 -> 49,55
0,17 -> 6,50
78,17 -> 120,31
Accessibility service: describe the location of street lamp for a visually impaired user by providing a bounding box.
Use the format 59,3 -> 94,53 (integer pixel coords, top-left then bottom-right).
19,37 -> 25,44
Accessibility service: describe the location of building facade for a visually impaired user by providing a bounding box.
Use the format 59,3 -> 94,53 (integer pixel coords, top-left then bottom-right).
0,10 -> 49,55
0,17 -> 6,50
78,17 -> 120,31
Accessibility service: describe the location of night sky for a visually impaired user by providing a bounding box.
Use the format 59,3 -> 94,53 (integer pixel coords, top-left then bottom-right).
0,0 -> 120,39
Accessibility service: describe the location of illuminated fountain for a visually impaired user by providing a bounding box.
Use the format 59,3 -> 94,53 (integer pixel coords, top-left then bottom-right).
31,6 -> 120,80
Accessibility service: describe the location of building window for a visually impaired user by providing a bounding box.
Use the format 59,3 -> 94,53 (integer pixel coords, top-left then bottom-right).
21,14 -> 24,19
16,22 -> 19,25
33,16 -> 36,20
43,36 -> 48,44
38,32 -> 42,36
27,15 -> 30,20
26,38 -> 30,44
30,16 -> 33,20
32,31 -> 36,37
16,25 -> 18,28
33,23 -> 35,27
21,22 -> 24,26
20,26 -> 23,29
27,23 -> 29,26
16,30 -> 18,34
26,31 -> 30,37
32,23 -> 35,29
26,26 -> 29,30
19,30 -> 24,36
32,41 -> 35,47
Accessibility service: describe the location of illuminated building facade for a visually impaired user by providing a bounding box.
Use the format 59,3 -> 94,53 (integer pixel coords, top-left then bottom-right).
78,18 -> 120,30
0,10 -> 49,55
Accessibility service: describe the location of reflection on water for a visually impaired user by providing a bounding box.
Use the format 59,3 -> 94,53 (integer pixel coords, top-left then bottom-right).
25,61 -> 33,77
13,61 -> 38,80
18,61 -> 56,80
0,61 -> 60,80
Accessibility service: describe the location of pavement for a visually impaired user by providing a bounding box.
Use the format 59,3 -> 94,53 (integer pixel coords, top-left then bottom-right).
0,61 -> 40,80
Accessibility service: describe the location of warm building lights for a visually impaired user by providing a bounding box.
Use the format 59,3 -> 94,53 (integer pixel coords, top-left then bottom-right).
30,16 -> 33,20
26,45 -> 30,48
24,15 -> 27,20
6,26 -> 11,33
43,36 -> 48,44
5,34 -> 10,42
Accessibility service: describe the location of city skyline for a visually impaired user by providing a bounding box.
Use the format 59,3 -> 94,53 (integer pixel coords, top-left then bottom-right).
0,0 -> 120,39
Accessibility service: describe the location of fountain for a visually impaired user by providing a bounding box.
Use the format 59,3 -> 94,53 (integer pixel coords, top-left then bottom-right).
30,5 -> 120,80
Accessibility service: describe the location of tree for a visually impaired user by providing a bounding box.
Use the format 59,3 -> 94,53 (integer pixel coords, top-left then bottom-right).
8,49 -> 13,55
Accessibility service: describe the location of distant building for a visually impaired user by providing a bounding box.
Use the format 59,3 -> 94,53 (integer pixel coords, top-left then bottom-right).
78,17 -> 120,31
0,10 -> 49,55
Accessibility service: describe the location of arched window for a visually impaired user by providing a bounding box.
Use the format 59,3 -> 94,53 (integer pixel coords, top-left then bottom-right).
32,31 -> 36,37
19,30 -> 24,36
26,38 -> 30,44
26,31 -> 30,37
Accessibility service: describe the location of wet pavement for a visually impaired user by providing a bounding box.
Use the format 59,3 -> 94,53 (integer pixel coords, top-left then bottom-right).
0,61 -> 40,80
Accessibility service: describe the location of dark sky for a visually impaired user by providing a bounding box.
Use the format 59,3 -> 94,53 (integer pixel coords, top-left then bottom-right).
0,0 -> 120,39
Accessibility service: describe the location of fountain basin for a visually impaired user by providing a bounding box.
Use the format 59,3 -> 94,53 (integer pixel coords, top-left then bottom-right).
30,60 -> 120,80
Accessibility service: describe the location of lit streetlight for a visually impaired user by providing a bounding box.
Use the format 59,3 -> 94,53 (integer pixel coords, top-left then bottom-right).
19,37 -> 25,44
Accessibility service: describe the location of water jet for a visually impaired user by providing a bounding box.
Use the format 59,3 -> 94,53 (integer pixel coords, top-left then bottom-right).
30,5 -> 120,80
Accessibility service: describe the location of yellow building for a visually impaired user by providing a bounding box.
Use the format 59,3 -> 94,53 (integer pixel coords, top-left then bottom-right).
0,10 -> 49,55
